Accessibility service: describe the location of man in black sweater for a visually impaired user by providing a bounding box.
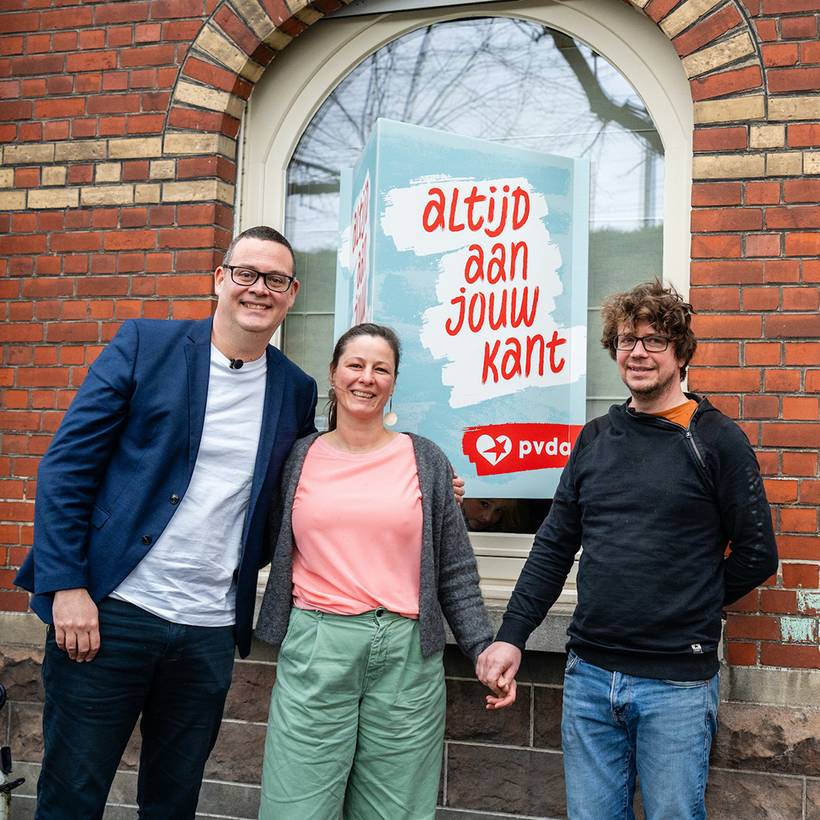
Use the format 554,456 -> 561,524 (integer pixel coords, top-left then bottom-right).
476,281 -> 778,820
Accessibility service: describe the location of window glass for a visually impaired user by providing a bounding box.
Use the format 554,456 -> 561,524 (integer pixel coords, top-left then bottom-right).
282,16 -> 664,525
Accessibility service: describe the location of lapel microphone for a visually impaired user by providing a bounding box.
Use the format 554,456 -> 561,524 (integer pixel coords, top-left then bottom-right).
229,358 -> 245,370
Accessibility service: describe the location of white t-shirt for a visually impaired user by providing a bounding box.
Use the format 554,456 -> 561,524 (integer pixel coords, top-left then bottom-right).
111,345 -> 266,626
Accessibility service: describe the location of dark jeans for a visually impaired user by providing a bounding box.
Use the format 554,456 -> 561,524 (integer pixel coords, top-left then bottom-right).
37,597 -> 235,820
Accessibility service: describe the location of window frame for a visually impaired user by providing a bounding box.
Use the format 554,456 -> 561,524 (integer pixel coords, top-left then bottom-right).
239,0 -> 693,606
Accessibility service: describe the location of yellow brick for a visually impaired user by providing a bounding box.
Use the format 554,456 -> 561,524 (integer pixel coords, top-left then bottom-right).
28,187 -> 80,209
163,133 -> 237,159
766,152 -> 803,176
161,179 -> 221,202
42,166 -> 67,186
264,28 -> 293,49
108,137 -> 163,160
682,32 -> 755,78
625,0 -> 649,7
692,153 -> 765,179
196,24 -> 264,82
80,184 -> 134,206
661,0 -> 723,38
805,152 -> 820,174
4,143 -> 56,164
0,190 -> 26,209
174,81 -> 246,120
768,96 -> 820,121
293,6 -> 322,25
0,168 -> 14,188
150,159 -> 176,179
134,183 -> 162,204
694,95 -> 765,124
54,140 -> 107,162
96,162 -> 122,183
750,125 -> 785,149
217,180 -> 235,205
231,0 -> 276,39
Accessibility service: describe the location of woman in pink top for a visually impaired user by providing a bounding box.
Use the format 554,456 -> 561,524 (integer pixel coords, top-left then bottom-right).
255,323 -> 495,819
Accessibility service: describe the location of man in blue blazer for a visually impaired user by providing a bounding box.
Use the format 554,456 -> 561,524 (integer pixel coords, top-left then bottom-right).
16,225 -> 318,819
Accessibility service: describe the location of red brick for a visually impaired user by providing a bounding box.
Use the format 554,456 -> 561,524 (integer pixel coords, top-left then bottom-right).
213,5 -> 266,60
102,71 -> 129,92
182,56 -> 252,97
799,480 -> 820,505
176,249 -> 220,272
78,29 -> 106,50
765,370 -> 801,392
782,286 -> 819,311
102,231 -> 157,251
801,39 -> 820,62
690,287 -> 740,311
692,182 -> 742,207
782,562 -> 819,588
785,233 -> 820,257
76,277 -> 130,297
33,97 -> 84,118
725,641 -> 756,665
141,91 -> 171,112
0,11 -> 40,34
15,367 -> 68,387
787,124 -> 820,148
135,23 -> 162,43
65,51 -> 117,72
761,43 -> 799,67
0,590 -> 28,612
673,4 -> 743,57
149,205 -> 175,226
745,181 -> 780,205
764,259 -> 801,283
119,43 -> 176,68
760,588 -> 798,613
18,122 -> 43,141
99,116 -> 126,137
146,252 -> 173,272
689,367 -> 761,392
13,166 -> 39,187
43,120 -> 69,140
168,106 -> 240,137
781,16 -> 818,39
746,234 -> 781,257
51,233 -> 101,253
762,423 -> 820,447
706,394 -> 739,418
9,53 -> 64,75
107,26 -> 134,48
40,6 -> 92,29
691,207 -> 761,232
743,287 -> 779,310
767,205 -> 820,229
126,113 -> 164,134
86,94 -> 141,115
71,119 -> 98,138
806,260 -> 820,283
782,452 -> 817,476
745,342 -> 780,365
20,77 -> 46,96
94,1 -> 150,23
691,234 -> 742,258
152,0 -> 202,18
122,160 -> 150,182
783,396 -> 819,419
171,300 -> 213,320
156,274 -> 213,296
809,370 -> 820,391
120,208 -> 148,228
784,180 -> 820,203
691,66 -> 763,101
692,314 -> 762,338
91,209 -> 119,230
745,395 -> 779,419
159,227 -> 222,249
767,313 -> 820,337
761,643 -> 819,669
769,66 -> 820,93
726,614 -> 781,640
0,99 -> 32,120
778,534 -> 820,560
90,255 -> 117,275
161,20 -> 202,41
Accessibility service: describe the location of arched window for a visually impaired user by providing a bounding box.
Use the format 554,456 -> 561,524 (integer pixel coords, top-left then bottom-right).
241,0 -> 692,602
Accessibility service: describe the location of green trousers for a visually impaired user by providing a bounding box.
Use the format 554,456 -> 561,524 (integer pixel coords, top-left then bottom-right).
259,607 -> 446,820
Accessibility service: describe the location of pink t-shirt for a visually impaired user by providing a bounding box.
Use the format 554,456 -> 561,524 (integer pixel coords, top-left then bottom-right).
291,434 -> 423,618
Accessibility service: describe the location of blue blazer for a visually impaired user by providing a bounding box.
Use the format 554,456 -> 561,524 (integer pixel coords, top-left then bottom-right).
15,318 -> 318,657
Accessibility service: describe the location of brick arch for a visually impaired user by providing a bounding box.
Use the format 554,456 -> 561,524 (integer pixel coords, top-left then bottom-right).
162,0 -> 771,232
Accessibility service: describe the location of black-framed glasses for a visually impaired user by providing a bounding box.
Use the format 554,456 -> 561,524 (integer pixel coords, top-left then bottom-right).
226,265 -> 295,293
614,333 -> 670,352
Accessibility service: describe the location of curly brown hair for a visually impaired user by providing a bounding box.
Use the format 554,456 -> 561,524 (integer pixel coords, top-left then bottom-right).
600,280 -> 696,379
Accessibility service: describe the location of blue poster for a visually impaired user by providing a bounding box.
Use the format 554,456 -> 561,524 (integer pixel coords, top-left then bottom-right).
337,119 -> 588,498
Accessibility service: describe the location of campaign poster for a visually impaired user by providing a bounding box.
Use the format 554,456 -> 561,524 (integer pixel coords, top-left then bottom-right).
336,119 -> 588,498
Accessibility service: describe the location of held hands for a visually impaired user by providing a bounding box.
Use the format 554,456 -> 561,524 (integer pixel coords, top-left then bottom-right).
52,588 -> 100,663
452,474 -> 465,505
476,641 -> 522,710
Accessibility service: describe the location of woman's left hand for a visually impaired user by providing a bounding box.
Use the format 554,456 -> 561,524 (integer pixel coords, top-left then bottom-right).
452,474 -> 465,505
484,679 -> 517,710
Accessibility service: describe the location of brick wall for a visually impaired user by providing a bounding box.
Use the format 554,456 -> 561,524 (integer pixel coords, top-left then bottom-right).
0,0 -> 818,815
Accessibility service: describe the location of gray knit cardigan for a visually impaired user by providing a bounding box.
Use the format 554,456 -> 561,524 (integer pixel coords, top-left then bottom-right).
254,432 -> 493,663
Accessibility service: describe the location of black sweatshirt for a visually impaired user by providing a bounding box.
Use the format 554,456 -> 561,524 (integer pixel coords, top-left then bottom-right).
496,395 -> 779,680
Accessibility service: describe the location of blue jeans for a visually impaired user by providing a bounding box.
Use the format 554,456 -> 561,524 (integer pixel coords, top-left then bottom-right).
37,598 -> 235,820
561,651 -> 719,820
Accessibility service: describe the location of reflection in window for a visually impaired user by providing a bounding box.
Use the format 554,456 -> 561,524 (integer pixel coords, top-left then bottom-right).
281,16 -> 665,522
